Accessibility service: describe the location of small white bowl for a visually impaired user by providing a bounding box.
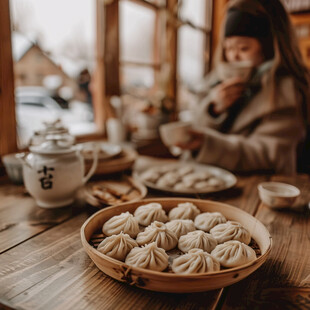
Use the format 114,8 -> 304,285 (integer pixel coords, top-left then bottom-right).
2,153 -> 24,185
257,182 -> 300,209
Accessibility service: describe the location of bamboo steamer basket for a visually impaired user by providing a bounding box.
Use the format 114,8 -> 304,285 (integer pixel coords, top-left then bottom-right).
81,198 -> 272,293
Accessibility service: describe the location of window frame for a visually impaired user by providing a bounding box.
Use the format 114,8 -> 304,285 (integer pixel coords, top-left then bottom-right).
0,0 -> 223,173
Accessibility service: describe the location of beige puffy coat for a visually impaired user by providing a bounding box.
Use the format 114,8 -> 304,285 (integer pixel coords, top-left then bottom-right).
193,62 -> 306,175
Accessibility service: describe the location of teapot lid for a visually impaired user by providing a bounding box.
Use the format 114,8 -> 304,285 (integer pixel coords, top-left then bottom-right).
29,136 -> 76,155
33,119 -> 70,136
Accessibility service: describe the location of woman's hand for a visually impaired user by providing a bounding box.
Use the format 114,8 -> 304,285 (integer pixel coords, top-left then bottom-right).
211,77 -> 245,114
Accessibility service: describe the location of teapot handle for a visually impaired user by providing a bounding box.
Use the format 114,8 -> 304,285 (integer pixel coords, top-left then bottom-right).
79,143 -> 99,184
15,152 -> 32,169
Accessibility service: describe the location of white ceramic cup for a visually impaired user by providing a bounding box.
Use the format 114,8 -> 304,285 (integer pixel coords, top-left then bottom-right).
159,121 -> 192,147
217,61 -> 254,82
106,118 -> 126,144
2,153 -> 24,184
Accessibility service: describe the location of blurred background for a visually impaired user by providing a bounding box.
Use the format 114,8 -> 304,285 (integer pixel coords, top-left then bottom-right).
4,0 -> 310,149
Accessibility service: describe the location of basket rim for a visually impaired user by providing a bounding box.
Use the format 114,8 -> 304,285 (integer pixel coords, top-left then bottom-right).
80,197 -> 272,278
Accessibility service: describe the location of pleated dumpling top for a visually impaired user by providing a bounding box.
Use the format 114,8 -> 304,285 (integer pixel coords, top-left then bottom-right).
172,249 -> 220,274
125,242 -> 169,272
102,211 -> 139,238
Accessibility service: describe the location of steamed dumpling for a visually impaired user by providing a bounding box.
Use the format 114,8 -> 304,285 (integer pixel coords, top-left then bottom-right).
168,202 -> 201,220
166,219 -> 196,238
182,173 -> 202,187
139,169 -> 161,183
173,182 -> 193,191
178,230 -> 217,253
178,165 -> 194,176
102,211 -> 139,238
172,249 -> 220,274
211,240 -> 256,268
193,181 -> 211,190
210,221 -> 251,244
182,172 -> 212,187
194,212 -> 227,232
136,221 -> 178,251
207,177 -> 224,187
97,232 -> 138,261
158,165 -> 175,174
125,242 -> 169,271
134,203 -> 168,226
156,171 -> 180,187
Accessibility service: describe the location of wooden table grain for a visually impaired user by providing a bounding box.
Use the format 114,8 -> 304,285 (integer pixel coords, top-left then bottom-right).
0,157 -> 309,310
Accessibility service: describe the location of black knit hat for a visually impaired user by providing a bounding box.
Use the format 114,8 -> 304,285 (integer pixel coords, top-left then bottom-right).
224,8 -> 271,38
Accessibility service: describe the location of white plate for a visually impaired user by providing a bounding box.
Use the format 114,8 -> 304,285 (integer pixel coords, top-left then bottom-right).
134,162 -> 237,194
80,142 -> 122,160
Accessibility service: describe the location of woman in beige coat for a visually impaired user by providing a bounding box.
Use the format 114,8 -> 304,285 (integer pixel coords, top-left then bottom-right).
182,0 -> 310,175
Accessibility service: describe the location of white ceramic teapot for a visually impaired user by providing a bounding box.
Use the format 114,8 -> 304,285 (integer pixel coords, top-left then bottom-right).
17,137 -> 98,208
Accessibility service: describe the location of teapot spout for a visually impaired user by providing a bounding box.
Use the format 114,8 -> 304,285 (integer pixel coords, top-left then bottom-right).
15,153 -> 32,168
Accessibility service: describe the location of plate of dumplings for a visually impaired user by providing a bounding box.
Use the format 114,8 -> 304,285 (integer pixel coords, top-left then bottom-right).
81,198 -> 272,293
133,162 -> 237,194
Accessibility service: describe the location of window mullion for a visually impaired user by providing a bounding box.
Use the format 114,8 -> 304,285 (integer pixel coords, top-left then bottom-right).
205,0 -> 213,74
210,0 -> 228,68
165,0 -> 178,120
95,0 -> 120,135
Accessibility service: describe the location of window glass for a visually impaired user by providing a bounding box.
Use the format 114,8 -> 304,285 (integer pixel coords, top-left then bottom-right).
178,27 -> 205,84
10,0 -> 96,147
121,66 -> 154,90
179,0 -> 207,29
177,0 -> 210,117
120,1 -> 155,63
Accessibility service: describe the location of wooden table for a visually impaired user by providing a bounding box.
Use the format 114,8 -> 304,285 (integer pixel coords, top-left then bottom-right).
0,156 -> 309,310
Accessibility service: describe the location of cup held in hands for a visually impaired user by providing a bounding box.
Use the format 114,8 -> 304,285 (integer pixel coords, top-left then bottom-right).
217,61 -> 254,82
159,122 -> 192,148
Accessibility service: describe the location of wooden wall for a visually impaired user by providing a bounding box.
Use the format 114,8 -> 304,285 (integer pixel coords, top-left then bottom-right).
0,0 -> 17,159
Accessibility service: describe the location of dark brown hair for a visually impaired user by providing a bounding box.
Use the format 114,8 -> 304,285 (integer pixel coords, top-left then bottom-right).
213,0 -> 310,122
